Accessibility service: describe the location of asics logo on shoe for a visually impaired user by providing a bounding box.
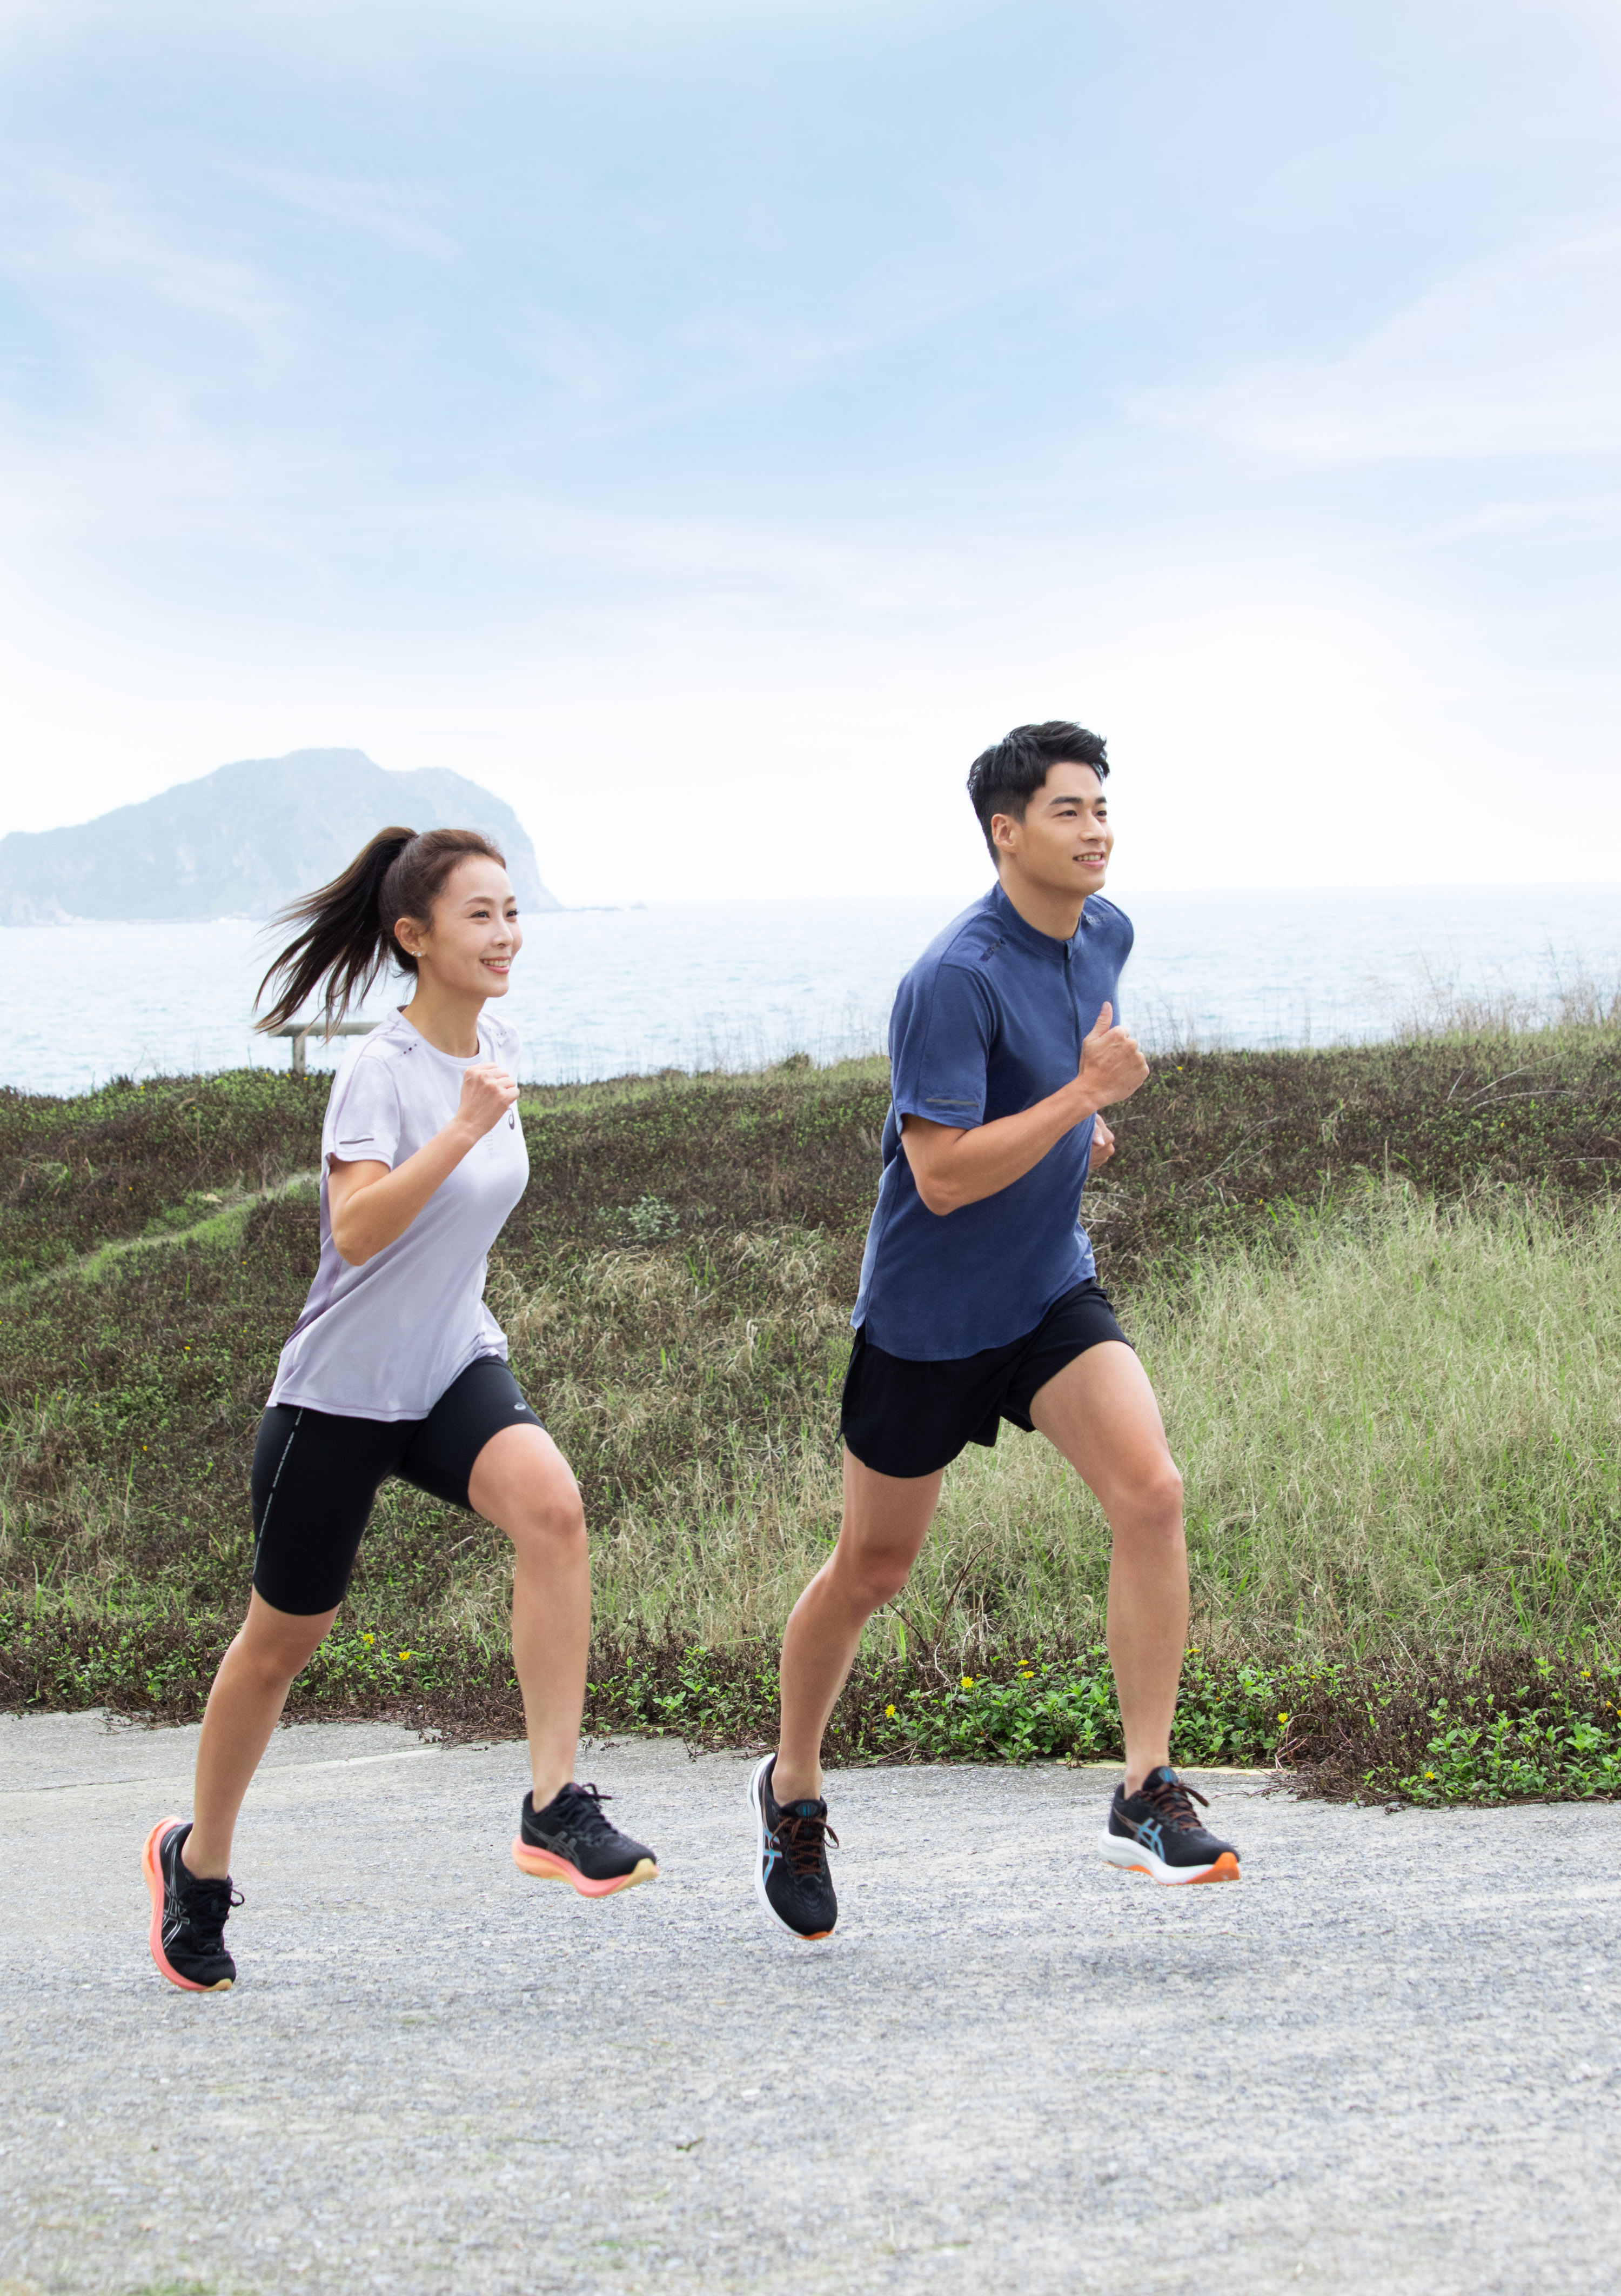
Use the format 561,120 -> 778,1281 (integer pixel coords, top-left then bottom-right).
511,1783 -> 658,1897
1097,1772 -> 1240,1888
750,1754 -> 839,1942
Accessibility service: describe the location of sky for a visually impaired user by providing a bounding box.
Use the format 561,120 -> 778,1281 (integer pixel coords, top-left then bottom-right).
2,0 -> 1618,907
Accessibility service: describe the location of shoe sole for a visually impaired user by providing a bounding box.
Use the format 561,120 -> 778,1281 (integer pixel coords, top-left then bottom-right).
511,1839 -> 657,1895
749,1754 -> 836,1941
142,1817 -> 235,1992
1096,1830 -> 1240,1886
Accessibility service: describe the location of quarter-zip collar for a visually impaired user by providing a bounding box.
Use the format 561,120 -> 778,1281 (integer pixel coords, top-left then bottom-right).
988,880 -> 1081,965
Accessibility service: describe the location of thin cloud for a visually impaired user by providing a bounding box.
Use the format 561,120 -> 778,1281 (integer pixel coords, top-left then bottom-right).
1138,229 -> 1621,464
238,164 -> 458,261
0,161 -> 297,363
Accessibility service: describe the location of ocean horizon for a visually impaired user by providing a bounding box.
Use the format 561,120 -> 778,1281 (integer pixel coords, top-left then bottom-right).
2,882 -> 1617,1099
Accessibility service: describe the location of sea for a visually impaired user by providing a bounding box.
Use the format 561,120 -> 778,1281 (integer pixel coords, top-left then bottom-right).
2,884 -> 1617,1099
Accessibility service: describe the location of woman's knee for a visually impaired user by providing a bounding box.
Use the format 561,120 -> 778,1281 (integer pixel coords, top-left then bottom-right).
236,1611 -> 331,1687
506,1484 -> 588,1562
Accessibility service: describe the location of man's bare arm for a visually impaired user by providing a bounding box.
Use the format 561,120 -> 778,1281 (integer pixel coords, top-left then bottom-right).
900,1003 -> 1147,1216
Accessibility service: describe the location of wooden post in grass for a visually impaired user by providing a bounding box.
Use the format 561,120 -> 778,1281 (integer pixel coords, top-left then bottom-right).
267,1020 -> 378,1077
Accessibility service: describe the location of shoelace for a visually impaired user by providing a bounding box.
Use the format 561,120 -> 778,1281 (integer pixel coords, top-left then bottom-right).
179,1877 -> 244,1941
553,1782 -> 619,1842
772,1808 -> 840,1879
1136,1773 -> 1210,1834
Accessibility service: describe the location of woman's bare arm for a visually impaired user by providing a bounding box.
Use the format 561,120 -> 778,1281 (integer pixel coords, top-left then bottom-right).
327,1062 -> 519,1266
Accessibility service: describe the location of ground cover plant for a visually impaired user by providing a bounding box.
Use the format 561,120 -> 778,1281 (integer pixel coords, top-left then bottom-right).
2,1017 -> 1618,1802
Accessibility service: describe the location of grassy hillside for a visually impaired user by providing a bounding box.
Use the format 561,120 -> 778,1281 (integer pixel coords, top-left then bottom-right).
2,1023 -> 1619,1800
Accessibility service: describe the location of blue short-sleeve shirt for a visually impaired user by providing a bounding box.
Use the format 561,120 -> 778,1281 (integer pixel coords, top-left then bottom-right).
850,883 -> 1134,1360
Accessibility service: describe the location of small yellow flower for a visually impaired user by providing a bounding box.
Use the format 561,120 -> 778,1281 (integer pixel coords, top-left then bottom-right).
961,1675 -> 975,1689
1019,1668 -> 1035,1679
884,1703 -> 896,1719
398,1650 -> 413,1662
1580,1668 -> 1591,1678
1425,1770 -> 1437,1781
361,1632 -> 375,1647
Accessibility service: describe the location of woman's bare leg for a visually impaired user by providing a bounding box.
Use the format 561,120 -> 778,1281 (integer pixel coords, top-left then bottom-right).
468,1423 -> 591,1807
772,1449 -> 945,1804
1028,1339 -> 1188,1794
184,1592 -> 338,1879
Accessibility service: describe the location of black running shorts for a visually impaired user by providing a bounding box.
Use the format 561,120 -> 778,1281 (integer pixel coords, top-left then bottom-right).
839,1279 -> 1130,1480
250,1356 -> 544,1616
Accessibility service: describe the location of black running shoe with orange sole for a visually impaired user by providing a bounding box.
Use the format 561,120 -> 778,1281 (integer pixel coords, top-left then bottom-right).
512,1782 -> 658,1895
750,1754 -> 839,1940
1097,1766 -> 1240,1885
143,1818 -> 241,1991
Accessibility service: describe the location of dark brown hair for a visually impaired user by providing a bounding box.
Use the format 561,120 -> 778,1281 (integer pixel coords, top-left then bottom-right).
254,826 -> 508,1032
966,720 -> 1109,862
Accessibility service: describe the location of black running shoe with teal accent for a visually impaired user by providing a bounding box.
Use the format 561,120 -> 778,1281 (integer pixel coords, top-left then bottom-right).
1097,1766 -> 1240,1886
750,1754 -> 839,1939
143,1818 -> 241,1991
512,1783 -> 658,1896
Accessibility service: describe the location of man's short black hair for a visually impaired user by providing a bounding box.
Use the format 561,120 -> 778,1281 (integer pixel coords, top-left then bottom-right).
966,720 -> 1109,863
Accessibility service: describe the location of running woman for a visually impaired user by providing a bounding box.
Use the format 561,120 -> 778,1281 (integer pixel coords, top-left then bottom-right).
751,722 -> 1238,1940
145,826 -> 657,1992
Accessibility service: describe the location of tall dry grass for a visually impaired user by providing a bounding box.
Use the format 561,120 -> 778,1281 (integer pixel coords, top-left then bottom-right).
5,1039 -> 1617,1714
1157,1187 -> 1621,1659
497,1189 -> 1621,1666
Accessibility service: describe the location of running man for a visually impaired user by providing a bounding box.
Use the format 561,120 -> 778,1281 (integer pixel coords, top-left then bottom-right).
144,826 -> 657,1992
751,721 -> 1238,1939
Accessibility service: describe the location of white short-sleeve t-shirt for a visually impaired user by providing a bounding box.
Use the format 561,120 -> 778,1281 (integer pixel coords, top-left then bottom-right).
267,1007 -> 530,1421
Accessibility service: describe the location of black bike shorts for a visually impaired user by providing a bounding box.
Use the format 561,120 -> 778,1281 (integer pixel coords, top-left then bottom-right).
839,1279 -> 1131,1481
250,1355 -> 544,1616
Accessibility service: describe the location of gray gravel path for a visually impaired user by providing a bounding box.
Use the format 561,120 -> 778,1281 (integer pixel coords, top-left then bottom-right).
2,1712 -> 1619,2296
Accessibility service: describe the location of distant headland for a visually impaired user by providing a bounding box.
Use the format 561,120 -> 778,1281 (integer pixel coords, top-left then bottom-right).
0,749 -> 561,925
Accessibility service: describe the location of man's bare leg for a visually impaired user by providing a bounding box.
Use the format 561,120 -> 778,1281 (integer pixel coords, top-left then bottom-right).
772,1449 -> 945,1804
1027,1339 -> 1188,1795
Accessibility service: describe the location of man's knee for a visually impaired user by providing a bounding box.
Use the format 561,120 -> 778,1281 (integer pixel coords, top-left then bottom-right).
1115,1458 -> 1184,1539
1152,1459 -> 1184,1514
841,1550 -> 913,1612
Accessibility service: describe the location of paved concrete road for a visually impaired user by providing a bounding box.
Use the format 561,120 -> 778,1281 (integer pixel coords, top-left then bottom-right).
2,1713 -> 1618,2296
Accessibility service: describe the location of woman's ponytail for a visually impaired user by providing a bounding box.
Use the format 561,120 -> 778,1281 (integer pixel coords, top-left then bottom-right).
254,823 -> 507,1033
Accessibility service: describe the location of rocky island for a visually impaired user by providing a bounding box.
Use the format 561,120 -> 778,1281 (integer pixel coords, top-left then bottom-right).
0,747 -> 560,924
